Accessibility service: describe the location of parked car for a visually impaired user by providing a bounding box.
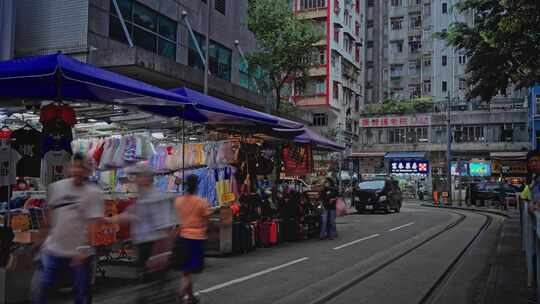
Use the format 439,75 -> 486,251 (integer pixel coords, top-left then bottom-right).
466,182 -> 516,207
353,180 -> 403,213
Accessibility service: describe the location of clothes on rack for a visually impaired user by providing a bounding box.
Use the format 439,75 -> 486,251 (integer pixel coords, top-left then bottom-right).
12,127 -> 42,177
72,135 -> 156,170
0,146 -> 22,186
41,150 -> 71,185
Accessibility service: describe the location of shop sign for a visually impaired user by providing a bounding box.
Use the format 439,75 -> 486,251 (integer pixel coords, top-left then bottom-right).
390,159 -> 429,174
360,115 -> 430,128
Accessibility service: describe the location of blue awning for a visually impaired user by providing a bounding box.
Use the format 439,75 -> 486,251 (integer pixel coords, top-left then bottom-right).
273,127 -> 346,151
0,53 -> 191,106
384,152 -> 426,159
141,87 -> 304,128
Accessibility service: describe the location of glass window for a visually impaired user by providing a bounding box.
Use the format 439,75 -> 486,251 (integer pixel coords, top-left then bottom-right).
109,15 -> 131,44
442,55 -> 447,66
133,27 -> 156,52
110,0 -> 132,18
442,81 -> 448,92
209,41 -> 232,81
313,113 -> 328,126
158,38 -> 176,59
442,2 -> 448,13
536,94 -> 540,115
188,31 -> 206,71
158,16 -> 177,41
109,1 -> 177,60
133,3 -> 157,31
215,0 -> 226,14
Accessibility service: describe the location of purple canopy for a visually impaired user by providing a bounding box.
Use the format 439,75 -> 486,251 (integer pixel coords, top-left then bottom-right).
274,127 -> 345,151
0,53 -> 190,106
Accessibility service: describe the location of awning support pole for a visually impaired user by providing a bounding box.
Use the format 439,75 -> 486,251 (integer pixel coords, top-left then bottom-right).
181,114 -> 185,194
111,0 -> 134,47
182,12 -> 207,69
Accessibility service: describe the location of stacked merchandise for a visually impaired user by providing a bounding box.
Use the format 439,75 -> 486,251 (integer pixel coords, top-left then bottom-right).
40,103 -> 76,185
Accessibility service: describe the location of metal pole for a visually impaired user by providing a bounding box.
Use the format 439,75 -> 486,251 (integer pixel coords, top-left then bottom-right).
181,116 -> 185,194
446,94 -> 453,205
204,0 -> 212,94
111,0 -> 134,47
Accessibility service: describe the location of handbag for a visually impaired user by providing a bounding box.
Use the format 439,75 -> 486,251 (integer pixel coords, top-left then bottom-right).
336,197 -> 347,217
145,237 -> 174,272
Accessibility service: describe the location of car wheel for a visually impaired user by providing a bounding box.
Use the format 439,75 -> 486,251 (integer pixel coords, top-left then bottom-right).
395,207 -> 401,213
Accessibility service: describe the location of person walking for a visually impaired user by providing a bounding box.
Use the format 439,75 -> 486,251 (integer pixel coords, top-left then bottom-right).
174,174 -> 212,304
320,177 -> 338,240
108,164 -> 176,279
33,153 -> 104,304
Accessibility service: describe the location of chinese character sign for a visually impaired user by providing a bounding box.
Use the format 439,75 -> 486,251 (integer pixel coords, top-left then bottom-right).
390,159 -> 429,174
360,115 -> 431,127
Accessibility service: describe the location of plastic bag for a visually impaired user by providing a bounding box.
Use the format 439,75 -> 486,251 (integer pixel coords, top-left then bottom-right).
336,197 -> 347,217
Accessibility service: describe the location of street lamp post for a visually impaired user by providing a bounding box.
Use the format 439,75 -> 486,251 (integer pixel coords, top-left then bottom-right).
446,94 -> 453,206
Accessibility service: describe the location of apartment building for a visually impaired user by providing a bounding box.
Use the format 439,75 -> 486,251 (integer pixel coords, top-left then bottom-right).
291,0 -> 366,148
356,0 -> 529,190
11,0 -> 280,113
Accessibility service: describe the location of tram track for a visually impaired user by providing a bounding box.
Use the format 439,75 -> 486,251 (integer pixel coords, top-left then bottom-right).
310,208 -> 498,304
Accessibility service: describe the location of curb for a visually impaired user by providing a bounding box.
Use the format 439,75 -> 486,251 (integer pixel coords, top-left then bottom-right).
421,203 -> 511,218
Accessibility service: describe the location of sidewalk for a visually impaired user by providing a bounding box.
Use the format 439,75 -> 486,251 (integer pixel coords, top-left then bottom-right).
423,203 -> 535,304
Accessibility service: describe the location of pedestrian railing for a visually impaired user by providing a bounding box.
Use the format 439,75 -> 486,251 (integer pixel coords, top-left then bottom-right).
521,201 -> 540,302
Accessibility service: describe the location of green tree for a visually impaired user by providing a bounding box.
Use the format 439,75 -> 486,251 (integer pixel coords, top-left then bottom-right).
246,0 -> 323,110
440,0 -> 540,101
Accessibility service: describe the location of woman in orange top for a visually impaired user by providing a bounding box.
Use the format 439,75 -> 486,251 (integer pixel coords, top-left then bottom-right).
174,174 -> 212,304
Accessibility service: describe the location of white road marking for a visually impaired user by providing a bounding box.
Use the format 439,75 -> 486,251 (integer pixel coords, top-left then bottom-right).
333,234 -> 380,250
389,222 -> 415,232
195,257 -> 309,295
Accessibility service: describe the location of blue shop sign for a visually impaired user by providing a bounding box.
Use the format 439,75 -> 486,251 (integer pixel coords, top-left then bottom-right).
390,159 -> 429,174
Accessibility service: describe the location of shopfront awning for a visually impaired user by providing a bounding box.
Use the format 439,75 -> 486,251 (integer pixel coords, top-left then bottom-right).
384,151 -> 426,159
272,127 -> 346,151
0,53 -> 191,106
490,151 -> 528,160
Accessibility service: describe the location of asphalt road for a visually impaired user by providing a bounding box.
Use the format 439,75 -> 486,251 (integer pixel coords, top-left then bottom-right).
55,202 -> 499,304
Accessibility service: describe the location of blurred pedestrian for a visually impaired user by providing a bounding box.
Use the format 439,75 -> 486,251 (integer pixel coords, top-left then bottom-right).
108,164 -> 176,279
320,177 -> 338,240
174,174 -> 212,304
33,153 -> 104,304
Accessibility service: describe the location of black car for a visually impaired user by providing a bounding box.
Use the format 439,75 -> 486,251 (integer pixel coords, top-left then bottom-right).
353,180 -> 403,213
466,182 -> 516,207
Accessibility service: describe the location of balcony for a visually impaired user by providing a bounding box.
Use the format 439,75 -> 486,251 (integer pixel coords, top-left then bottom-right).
295,94 -> 328,107
296,8 -> 328,20
308,65 -> 327,77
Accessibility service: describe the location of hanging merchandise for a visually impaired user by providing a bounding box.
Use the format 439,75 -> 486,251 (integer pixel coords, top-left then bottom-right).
40,103 -> 76,158
0,126 -> 13,148
41,150 -> 71,185
39,103 -> 77,127
0,146 -> 22,186
281,143 -> 313,176
12,125 -> 42,177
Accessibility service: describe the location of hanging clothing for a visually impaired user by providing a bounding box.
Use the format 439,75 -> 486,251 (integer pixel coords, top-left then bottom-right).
0,147 -> 22,186
39,104 -> 77,127
41,150 -> 71,185
12,127 -> 42,177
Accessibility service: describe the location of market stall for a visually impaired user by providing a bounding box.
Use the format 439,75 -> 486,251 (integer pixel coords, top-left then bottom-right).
0,53 -> 346,302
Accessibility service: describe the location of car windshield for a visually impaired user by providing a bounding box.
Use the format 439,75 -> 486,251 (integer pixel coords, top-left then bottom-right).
358,180 -> 385,190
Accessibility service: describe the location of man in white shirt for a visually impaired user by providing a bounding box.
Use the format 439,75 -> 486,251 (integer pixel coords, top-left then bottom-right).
33,153 -> 104,304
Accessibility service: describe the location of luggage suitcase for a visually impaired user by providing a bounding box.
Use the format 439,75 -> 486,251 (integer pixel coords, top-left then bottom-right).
269,221 -> 278,245
258,222 -> 270,247
232,222 -> 242,254
282,220 -> 298,242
